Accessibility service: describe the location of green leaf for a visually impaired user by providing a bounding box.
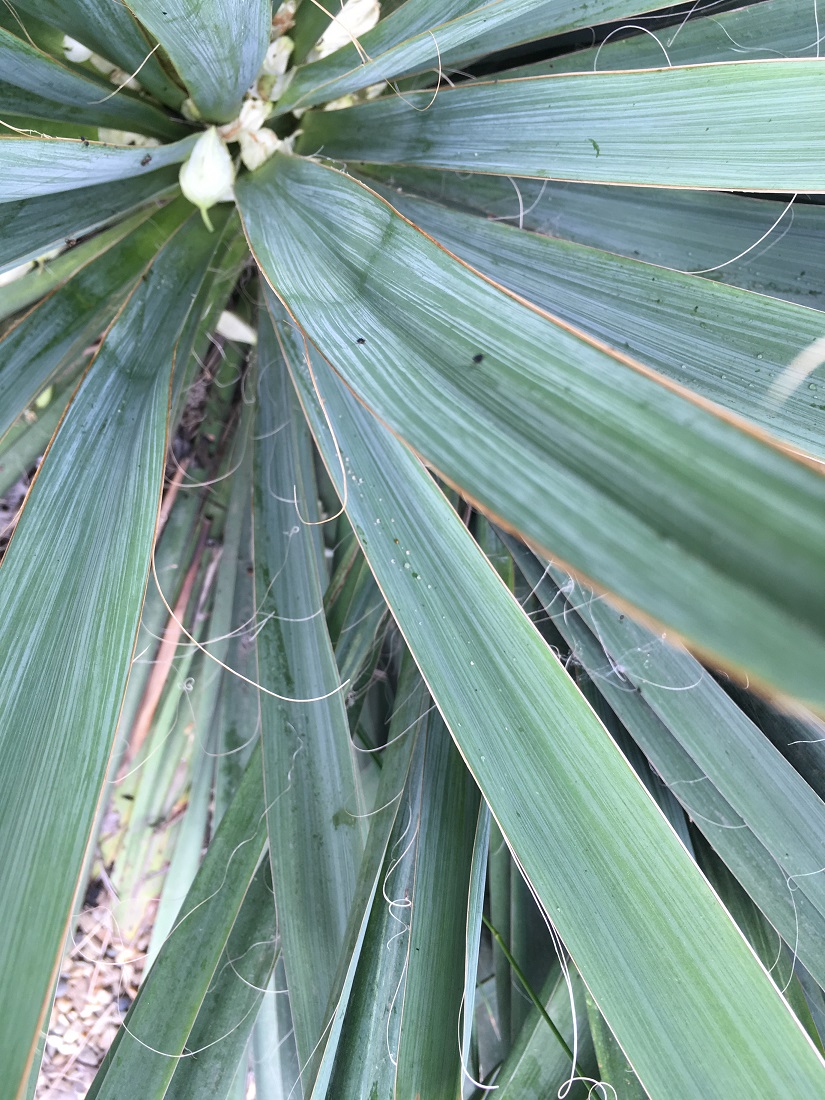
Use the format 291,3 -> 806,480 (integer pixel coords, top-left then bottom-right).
725,686 -> 825,804
0,377 -> 75,497
272,300 -> 825,1099
126,0 -> 270,122
253,308 -> 364,1069
162,860 -> 278,1098
239,154 -> 825,712
586,994 -> 650,1100
107,485 -> 202,786
395,712 -> 480,1100
493,966 -> 597,1100
169,213 -> 249,422
0,205 -> 152,323
324,712 -> 428,1099
461,802 -> 490,1086
88,744 -> 269,1098
505,0 -> 815,76
694,832 -> 823,1053
488,819 -> 512,1048
0,199 -> 192,441
506,544 -> 825,990
10,0 -> 186,108
0,132 -> 197,202
0,165 -> 179,273
329,548 -> 388,689
297,61 -> 825,191
359,166 -> 825,309
147,348 -> 252,961
254,961 -> 301,1099
0,111 -> 98,140
542,565 -> 825,930
0,209 -> 220,1096
0,25 -> 185,137
278,0 -> 671,114
380,190 -> 825,460
306,652 -> 426,1098
290,0 -> 335,65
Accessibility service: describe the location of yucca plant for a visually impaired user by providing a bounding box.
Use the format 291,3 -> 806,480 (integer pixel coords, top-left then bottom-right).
2,0 -> 825,1096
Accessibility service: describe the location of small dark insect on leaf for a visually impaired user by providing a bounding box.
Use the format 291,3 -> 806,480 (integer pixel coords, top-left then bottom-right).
140,154 -> 152,166
64,238 -> 77,247
472,353 -> 484,363
356,337 -> 366,344
80,136 -> 89,147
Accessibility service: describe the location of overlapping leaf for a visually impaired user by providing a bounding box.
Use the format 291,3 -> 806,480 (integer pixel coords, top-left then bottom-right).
298,61 -> 825,191
266,299 -> 825,1098
239,154 -> 825,710
0,208 -> 222,1093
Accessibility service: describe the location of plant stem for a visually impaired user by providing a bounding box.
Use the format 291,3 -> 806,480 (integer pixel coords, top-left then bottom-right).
481,914 -> 585,1078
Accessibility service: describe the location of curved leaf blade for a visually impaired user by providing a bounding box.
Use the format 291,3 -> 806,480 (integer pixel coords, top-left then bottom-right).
253,313 -> 364,1068
0,133 -> 196,202
297,61 -> 825,192
0,209 -> 221,1096
270,302 -> 825,1100
126,0 -> 270,122
505,0 -> 814,77
87,745 -> 269,1099
0,25 -> 184,137
395,712 -> 480,1100
0,206 -> 151,322
359,166 -> 825,309
380,190 -> 825,461
278,0 -> 671,114
507,542 -> 825,990
0,200 -> 191,441
239,154 -> 825,712
0,166 -> 179,274
10,0 -> 186,108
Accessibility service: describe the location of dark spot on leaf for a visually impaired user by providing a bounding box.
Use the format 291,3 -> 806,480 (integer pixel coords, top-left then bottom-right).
140,154 -> 152,166
472,353 -> 484,364
356,337 -> 366,344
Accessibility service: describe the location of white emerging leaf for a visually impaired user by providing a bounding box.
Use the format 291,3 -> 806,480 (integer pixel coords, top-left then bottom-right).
261,36 -> 294,77
239,128 -> 282,171
108,68 -> 141,91
272,0 -> 298,35
35,386 -> 54,410
89,54 -> 117,76
216,311 -> 258,345
98,129 -> 161,148
62,36 -> 93,64
181,98 -> 202,121
312,0 -> 380,60
179,127 -> 236,230
0,261 -> 33,288
220,97 -> 271,141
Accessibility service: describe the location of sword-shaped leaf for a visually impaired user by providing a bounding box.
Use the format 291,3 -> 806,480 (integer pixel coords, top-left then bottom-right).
267,300 -> 825,1099
0,208 -> 222,1094
297,61 -> 825,192
239,153 -> 825,711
